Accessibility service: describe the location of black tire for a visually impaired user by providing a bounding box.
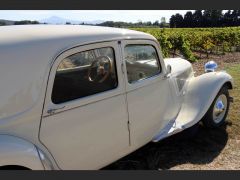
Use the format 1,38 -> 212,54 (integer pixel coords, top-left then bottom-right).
201,85 -> 230,128
0,165 -> 30,170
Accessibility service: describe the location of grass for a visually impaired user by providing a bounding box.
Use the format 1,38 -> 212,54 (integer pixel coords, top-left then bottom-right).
224,64 -> 240,139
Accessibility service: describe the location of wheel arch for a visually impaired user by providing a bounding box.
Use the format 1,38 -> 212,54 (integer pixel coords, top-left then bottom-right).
0,135 -> 45,170
224,81 -> 233,89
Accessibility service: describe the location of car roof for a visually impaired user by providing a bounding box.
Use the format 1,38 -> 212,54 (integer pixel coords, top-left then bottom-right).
0,25 -> 156,46
0,25 -> 159,121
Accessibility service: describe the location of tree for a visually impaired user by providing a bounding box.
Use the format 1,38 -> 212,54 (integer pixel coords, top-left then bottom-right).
98,21 -> 114,27
231,10 -> 240,26
193,10 -> 203,27
161,17 -> 166,24
14,20 -> 39,25
211,10 -> 223,27
0,21 -> 6,26
183,11 -> 194,27
174,13 -> 184,28
137,20 -> 143,26
159,17 -> 168,27
145,21 -> 152,26
153,20 -> 159,26
202,10 -> 212,27
223,10 -> 233,26
202,10 -> 223,27
170,15 -> 176,28
170,13 -> 184,28
97,10 -> 239,28
236,10 -> 240,26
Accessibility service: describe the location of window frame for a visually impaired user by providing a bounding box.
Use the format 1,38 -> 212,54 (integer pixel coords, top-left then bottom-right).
51,46 -> 119,104
124,44 -> 162,84
43,41 -> 125,117
121,39 -> 165,92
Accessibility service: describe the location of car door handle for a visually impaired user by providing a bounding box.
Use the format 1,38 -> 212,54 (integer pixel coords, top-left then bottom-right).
47,106 -> 66,115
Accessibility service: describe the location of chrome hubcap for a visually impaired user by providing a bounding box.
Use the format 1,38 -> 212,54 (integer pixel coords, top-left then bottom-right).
213,94 -> 227,124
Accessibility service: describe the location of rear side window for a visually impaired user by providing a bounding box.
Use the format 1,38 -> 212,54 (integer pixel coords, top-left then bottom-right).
124,44 -> 161,83
52,47 -> 118,104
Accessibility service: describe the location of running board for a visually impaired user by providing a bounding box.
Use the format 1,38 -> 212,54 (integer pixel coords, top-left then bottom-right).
152,125 -> 183,142
152,117 -> 200,142
152,118 -> 183,142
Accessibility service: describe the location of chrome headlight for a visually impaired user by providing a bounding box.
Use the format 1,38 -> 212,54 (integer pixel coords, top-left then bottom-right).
205,61 -> 218,72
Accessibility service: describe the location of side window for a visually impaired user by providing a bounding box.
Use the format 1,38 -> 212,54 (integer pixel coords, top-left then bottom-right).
124,44 -> 161,83
52,47 -> 118,104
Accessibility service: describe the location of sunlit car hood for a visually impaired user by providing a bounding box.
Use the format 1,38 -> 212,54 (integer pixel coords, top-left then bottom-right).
164,57 -> 194,77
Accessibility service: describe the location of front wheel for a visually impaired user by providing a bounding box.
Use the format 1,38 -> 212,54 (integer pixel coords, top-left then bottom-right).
202,86 -> 230,128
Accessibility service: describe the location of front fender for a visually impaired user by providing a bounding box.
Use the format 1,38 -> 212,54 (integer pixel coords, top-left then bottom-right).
0,135 -> 44,170
175,71 -> 233,129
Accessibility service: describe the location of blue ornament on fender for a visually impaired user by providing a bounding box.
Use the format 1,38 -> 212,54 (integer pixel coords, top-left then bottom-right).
205,61 -> 218,72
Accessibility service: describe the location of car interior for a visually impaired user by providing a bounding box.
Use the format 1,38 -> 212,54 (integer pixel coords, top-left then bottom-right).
51,48 -> 118,104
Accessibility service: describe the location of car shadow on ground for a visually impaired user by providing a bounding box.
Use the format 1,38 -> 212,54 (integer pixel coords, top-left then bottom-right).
103,122 -> 229,170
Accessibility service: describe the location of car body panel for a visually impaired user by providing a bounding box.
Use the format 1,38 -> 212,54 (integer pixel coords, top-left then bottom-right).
153,70 -> 233,142
0,135 -> 44,170
0,25 -> 233,170
0,25 -> 156,169
175,71 -> 233,129
40,41 -> 130,170
120,40 -> 179,150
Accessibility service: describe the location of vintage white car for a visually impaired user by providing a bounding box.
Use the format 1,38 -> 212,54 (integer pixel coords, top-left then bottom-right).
0,25 -> 233,170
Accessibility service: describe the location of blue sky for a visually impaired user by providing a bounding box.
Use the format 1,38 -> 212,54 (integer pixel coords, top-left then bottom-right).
0,10 -> 196,23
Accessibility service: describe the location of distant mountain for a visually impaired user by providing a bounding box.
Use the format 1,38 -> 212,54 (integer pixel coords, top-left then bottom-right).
40,16 -> 104,25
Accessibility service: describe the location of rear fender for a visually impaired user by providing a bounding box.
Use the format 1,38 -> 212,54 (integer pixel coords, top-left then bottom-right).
0,135 -> 44,170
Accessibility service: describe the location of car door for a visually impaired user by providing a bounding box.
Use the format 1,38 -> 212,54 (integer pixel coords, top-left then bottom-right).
121,40 -> 177,149
40,41 -> 130,170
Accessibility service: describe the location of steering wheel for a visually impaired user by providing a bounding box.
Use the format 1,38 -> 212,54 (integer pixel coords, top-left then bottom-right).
87,56 -> 113,83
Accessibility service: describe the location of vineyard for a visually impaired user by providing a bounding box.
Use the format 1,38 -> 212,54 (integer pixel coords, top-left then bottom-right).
132,27 -> 240,62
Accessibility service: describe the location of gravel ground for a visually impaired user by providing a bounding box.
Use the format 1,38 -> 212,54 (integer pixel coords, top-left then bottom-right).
104,52 -> 240,170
